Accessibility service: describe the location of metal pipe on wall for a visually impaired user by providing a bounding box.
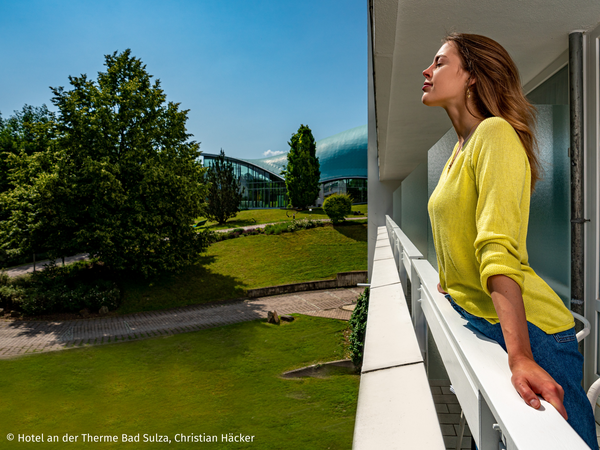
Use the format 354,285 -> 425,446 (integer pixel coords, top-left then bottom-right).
569,32 -> 588,341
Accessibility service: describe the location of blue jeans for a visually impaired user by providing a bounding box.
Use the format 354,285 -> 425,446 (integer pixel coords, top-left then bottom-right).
446,295 -> 598,449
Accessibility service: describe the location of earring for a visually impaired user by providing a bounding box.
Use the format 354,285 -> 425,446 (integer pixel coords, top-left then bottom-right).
467,88 -> 471,98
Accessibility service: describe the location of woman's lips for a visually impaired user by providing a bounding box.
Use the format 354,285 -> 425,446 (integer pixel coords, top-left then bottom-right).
422,83 -> 432,91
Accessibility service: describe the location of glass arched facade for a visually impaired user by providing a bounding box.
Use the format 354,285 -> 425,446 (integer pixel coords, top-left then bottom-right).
202,124 -> 368,209
202,155 -> 288,209
322,178 -> 368,204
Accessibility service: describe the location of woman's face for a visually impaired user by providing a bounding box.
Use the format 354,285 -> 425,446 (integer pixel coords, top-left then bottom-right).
422,42 -> 471,109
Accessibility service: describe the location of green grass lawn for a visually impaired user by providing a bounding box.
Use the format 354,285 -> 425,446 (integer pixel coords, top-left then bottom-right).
119,223 -> 367,314
0,315 -> 358,449
199,205 -> 368,230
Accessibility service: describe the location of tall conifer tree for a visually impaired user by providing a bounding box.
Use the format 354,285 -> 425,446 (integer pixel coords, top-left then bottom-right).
205,149 -> 243,225
283,124 -> 320,209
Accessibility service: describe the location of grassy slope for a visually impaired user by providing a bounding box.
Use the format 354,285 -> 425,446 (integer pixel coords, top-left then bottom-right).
200,204 -> 368,230
0,315 -> 358,449
119,223 -> 367,314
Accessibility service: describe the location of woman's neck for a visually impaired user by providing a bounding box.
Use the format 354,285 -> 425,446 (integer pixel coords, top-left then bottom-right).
445,104 -> 482,146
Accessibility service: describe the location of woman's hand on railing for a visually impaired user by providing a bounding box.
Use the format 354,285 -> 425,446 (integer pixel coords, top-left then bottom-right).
510,355 -> 568,420
487,275 -> 569,420
437,283 -> 448,295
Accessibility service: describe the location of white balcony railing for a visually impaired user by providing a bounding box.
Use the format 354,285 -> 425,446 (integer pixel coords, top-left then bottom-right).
353,216 -> 588,449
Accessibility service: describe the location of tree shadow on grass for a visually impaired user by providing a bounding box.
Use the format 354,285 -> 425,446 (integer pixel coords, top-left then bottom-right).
117,255 -> 248,314
332,223 -> 368,242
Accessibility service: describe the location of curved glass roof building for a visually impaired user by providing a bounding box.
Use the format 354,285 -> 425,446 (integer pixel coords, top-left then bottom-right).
203,124 -> 367,208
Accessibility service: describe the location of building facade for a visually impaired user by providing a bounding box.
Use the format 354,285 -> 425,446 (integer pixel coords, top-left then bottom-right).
202,124 -> 367,209
366,0 -> 600,438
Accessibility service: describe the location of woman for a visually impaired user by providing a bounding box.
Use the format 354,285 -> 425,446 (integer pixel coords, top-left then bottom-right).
423,33 -> 598,448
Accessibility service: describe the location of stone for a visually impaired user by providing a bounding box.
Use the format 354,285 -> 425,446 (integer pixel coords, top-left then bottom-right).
280,315 -> 295,322
10,310 -> 21,318
99,306 -> 109,315
79,308 -> 90,318
267,310 -> 280,324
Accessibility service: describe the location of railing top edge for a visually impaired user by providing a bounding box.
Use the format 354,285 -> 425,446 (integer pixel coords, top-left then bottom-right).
385,216 -> 424,259
396,231 -> 423,258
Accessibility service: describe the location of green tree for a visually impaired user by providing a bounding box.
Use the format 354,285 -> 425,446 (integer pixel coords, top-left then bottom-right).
46,49 -> 208,277
205,149 -> 244,225
323,193 -> 352,224
0,105 -> 57,195
283,124 -> 320,210
0,150 -> 72,266
0,105 -> 64,266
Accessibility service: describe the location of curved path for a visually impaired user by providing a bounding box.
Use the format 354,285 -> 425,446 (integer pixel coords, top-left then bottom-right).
0,287 -> 361,359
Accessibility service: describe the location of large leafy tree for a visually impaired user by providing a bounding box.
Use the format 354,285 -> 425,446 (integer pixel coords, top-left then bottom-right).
0,105 -> 56,195
0,150 -> 70,266
283,124 -> 320,210
0,105 -> 64,266
205,149 -> 244,225
46,49 -> 208,276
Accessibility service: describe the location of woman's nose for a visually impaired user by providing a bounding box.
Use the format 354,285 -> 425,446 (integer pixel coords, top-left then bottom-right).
423,65 -> 432,78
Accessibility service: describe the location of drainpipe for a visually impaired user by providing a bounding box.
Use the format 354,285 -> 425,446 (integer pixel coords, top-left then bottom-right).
569,32 -> 588,347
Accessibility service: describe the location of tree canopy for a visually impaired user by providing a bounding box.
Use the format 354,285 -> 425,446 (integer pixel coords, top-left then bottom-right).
0,104 -> 56,195
283,124 -> 320,210
0,105 -> 61,265
205,149 -> 244,225
1,50 -> 209,276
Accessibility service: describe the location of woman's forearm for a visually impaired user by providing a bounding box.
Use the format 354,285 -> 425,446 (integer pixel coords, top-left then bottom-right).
487,274 -> 567,419
487,274 -> 533,368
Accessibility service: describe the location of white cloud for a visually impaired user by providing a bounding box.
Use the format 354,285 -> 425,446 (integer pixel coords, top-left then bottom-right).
263,149 -> 285,157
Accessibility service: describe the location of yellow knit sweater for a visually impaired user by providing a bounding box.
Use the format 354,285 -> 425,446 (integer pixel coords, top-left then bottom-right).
428,117 -> 574,334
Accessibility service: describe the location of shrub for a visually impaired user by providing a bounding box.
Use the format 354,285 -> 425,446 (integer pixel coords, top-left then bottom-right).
203,219 -> 325,241
0,270 -> 9,287
206,227 -> 266,243
349,287 -> 369,368
16,282 -> 120,316
0,285 -> 25,311
323,194 -> 352,224
11,261 -> 121,316
263,219 -> 324,235
0,271 -> 25,311
264,223 -> 289,235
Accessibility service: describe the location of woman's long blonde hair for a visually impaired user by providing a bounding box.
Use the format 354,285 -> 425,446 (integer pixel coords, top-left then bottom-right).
445,33 -> 541,190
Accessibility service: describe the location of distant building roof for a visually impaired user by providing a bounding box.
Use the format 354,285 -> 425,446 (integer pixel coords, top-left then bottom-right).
240,124 -> 367,183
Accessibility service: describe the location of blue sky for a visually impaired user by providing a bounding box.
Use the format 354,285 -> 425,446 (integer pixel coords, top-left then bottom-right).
0,0 -> 367,159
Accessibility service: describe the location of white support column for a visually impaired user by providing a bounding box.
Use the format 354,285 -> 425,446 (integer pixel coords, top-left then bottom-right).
367,2 -> 400,279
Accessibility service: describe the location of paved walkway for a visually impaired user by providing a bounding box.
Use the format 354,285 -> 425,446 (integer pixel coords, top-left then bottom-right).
5,253 -> 89,278
0,287 -> 362,359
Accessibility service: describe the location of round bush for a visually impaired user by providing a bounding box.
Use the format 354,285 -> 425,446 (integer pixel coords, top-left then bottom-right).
323,194 -> 352,224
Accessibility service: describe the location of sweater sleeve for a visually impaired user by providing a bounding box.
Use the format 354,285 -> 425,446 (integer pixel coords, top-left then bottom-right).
472,119 -> 529,297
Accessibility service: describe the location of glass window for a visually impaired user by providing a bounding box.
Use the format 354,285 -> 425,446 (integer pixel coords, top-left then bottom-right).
526,66 -> 568,105
526,67 -> 570,307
